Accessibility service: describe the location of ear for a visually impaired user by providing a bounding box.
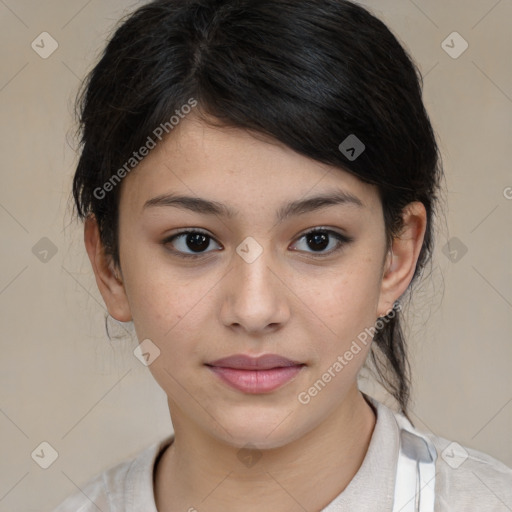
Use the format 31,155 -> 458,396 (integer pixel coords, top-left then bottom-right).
84,214 -> 132,322
377,201 -> 427,317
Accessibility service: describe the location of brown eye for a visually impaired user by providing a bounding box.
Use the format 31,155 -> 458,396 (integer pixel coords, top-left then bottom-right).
291,228 -> 353,256
163,230 -> 221,259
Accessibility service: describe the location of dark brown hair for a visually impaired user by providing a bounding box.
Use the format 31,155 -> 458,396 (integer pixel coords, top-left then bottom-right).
71,0 -> 445,422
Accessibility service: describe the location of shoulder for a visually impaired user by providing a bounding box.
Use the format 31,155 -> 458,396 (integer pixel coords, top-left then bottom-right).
375,396 -> 512,512
422,429 -> 512,511
51,436 -> 172,512
52,458 -> 137,512
52,469 -> 111,512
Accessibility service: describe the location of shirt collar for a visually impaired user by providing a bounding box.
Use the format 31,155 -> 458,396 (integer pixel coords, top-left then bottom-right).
321,392 -> 400,511
123,392 -> 399,512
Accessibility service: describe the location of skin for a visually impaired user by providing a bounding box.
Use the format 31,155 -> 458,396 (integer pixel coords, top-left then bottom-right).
84,113 -> 426,511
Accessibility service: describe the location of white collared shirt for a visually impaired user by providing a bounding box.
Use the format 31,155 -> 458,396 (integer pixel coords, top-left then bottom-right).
52,393 -> 512,511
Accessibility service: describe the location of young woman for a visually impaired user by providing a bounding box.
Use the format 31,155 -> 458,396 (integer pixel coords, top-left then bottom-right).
54,0 -> 512,510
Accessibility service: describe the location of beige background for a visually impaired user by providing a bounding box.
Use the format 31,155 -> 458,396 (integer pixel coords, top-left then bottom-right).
0,1 -> 511,510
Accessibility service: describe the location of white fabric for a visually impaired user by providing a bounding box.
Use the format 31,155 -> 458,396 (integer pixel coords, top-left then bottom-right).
392,414 -> 437,511
53,393 -> 512,511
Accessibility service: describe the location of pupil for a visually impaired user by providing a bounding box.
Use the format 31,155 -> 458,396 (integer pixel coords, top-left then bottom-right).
308,231 -> 328,251
184,232 -> 330,254
187,233 -> 209,252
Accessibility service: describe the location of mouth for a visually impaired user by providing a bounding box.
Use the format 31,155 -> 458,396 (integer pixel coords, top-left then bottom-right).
205,354 -> 306,394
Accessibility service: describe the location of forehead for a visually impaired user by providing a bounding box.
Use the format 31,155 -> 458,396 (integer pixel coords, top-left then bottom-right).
118,115 -> 381,219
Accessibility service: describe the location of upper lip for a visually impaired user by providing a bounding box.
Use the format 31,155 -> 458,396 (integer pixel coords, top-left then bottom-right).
206,354 -> 304,370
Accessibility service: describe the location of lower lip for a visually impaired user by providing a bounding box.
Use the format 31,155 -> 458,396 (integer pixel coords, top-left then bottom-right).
207,365 -> 304,393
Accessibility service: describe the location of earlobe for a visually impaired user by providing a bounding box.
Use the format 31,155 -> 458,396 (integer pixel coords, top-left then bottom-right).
377,201 -> 427,317
84,215 -> 132,322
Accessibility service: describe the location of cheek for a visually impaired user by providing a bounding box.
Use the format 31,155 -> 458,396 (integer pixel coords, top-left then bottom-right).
129,277 -> 207,391
129,275 -> 205,343
304,259 -> 382,342
120,239 -> 202,329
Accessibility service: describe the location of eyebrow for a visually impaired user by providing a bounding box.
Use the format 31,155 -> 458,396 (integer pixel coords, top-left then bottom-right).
142,189 -> 364,222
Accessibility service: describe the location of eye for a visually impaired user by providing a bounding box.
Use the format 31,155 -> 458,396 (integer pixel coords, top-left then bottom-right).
162,227 -> 353,260
162,229 -> 222,259
290,227 -> 353,257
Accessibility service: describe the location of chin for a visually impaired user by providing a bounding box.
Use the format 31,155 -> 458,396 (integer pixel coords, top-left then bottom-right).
206,407 -> 310,451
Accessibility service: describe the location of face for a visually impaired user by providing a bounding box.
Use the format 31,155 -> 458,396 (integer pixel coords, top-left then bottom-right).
89,113 -> 424,450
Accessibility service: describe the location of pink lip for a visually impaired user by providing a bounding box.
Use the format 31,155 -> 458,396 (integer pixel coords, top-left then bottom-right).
205,354 -> 305,393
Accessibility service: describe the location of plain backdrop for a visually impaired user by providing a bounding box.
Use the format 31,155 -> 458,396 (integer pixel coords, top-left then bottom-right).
0,1 -> 511,511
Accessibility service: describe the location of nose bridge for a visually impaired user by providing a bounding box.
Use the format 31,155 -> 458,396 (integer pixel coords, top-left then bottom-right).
253,258 -> 280,286
223,235 -> 289,331
235,235 -> 279,298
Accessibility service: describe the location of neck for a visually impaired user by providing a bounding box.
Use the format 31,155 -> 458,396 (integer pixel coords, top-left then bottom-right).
154,388 -> 376,512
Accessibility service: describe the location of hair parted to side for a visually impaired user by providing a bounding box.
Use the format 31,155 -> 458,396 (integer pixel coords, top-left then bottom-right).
70,0 -> 445,422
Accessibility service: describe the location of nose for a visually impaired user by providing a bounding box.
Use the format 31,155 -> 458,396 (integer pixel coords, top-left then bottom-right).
220,243 -> 291,335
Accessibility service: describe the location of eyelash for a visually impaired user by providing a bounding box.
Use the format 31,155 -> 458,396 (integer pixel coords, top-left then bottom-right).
162,227 -> 354,260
